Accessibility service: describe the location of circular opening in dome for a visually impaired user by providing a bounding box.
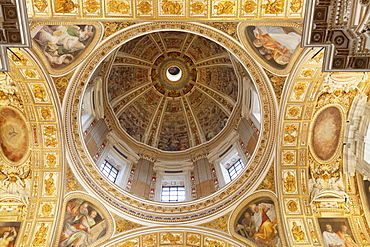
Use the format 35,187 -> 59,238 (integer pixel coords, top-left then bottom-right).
166,66 -> 182,81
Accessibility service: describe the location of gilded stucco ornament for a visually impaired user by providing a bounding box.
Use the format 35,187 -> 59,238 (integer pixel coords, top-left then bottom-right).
34,0 -> 48,12
0,74 -> 23,108
53,72 -> 72,101
200,214 -> 229,232
84,0 -> 100,13
0,162 -> 31,205
114,215 -> 143,233
54,0 -> 78,13
137,1 -> 152,15
289,0 -> 302,12
107,0 -> 130,14
262,0 -> 284,14
242,0 -> 257,13
214,1 -> 235,15
190,1 -> 206,15
161,0 -> 183,15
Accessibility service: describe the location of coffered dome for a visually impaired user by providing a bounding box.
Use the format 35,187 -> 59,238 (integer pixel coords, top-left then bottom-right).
106,31 -> 243,152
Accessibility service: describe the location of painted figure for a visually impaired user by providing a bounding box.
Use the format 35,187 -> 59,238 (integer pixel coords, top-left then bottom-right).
33,25 -> 94,69
0,227 -> 17,247
249,26 -> 301,67
322,224 -> 345,247
248,203 -> 278,245
336,225 -> 358,247
59,199 -> 106,247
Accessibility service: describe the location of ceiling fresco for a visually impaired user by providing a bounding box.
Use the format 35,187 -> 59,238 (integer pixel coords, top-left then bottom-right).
2,0 -> 370,246
106,31 -> 243,151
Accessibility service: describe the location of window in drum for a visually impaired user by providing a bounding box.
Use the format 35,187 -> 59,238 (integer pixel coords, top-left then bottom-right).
161,186 -> 186,202
100,160 -> 118,182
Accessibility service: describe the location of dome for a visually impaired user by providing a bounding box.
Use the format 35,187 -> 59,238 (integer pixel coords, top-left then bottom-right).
106,31 -> 241,152
76,23 -> 271,210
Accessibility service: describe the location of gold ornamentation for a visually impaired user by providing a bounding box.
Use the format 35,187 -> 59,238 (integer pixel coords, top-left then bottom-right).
301,68 -> 314,77
262,0 -> 284,14
103,22 -> 136,39
41,107 -> 52,120
34,0 -> 48,11
0,163 -> 31,205
284,171 -> 296,193
107,0 -> 130,14
205,238 -> 225,246
291,222 -> 305,242
187,234 -> 201,245
161,232 -> 181,244
44,126 -> 58,147
84,0 -> 100,13
161,0 -> 183,15
257,164 -> 275,191
54,73 -> 71,101
290,0 -> 303,13
214,1 -> 235,15
32,84 -> 47,102
116,218 -> 142,232
66,166 -> 83,192
54,0 -> 78,13
287,106 -> 300,118
242,0 -> 257,13
45,153 -> 57,167
293,82 -> 307,100
283,151 -> 294,164
0,75 -> 22,107
190,1 -> 206,14
284,124 -> 298,143
44,173 -> 56,196
137,1 -> 152,15
24,69 -> 37,78
143,234 -> 156,245
9,49 -> 28,65
265,70 -> 286,102
32,223 -> 48,245
204,22 -> 238,38
200,214 -> 228,231
316,89 -> 357,111
119,241 -> 138,247
286,200 -> 298,212
41,203 -> 53,217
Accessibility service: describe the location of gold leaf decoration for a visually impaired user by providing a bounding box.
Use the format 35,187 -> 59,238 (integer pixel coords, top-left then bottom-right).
54,0 -> 78,13
34,0 -> 48,12
66,165 -> 83,192
262,0 -> 284,14
115,216 -> 143,232
107,0 -> 130,14
190,1 -> 206,15
53,72 -> 72,101
161,0 -> 183,15
200,214 -> 229,232
265,70 -> 286,103
256,164 -> 275,191
84,0 -> 100,13
214,1 -> 235,15
137,1 -> 152,15
242,0 -> 257,13
103,22 -> 136,39
290,0 -> 303,12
